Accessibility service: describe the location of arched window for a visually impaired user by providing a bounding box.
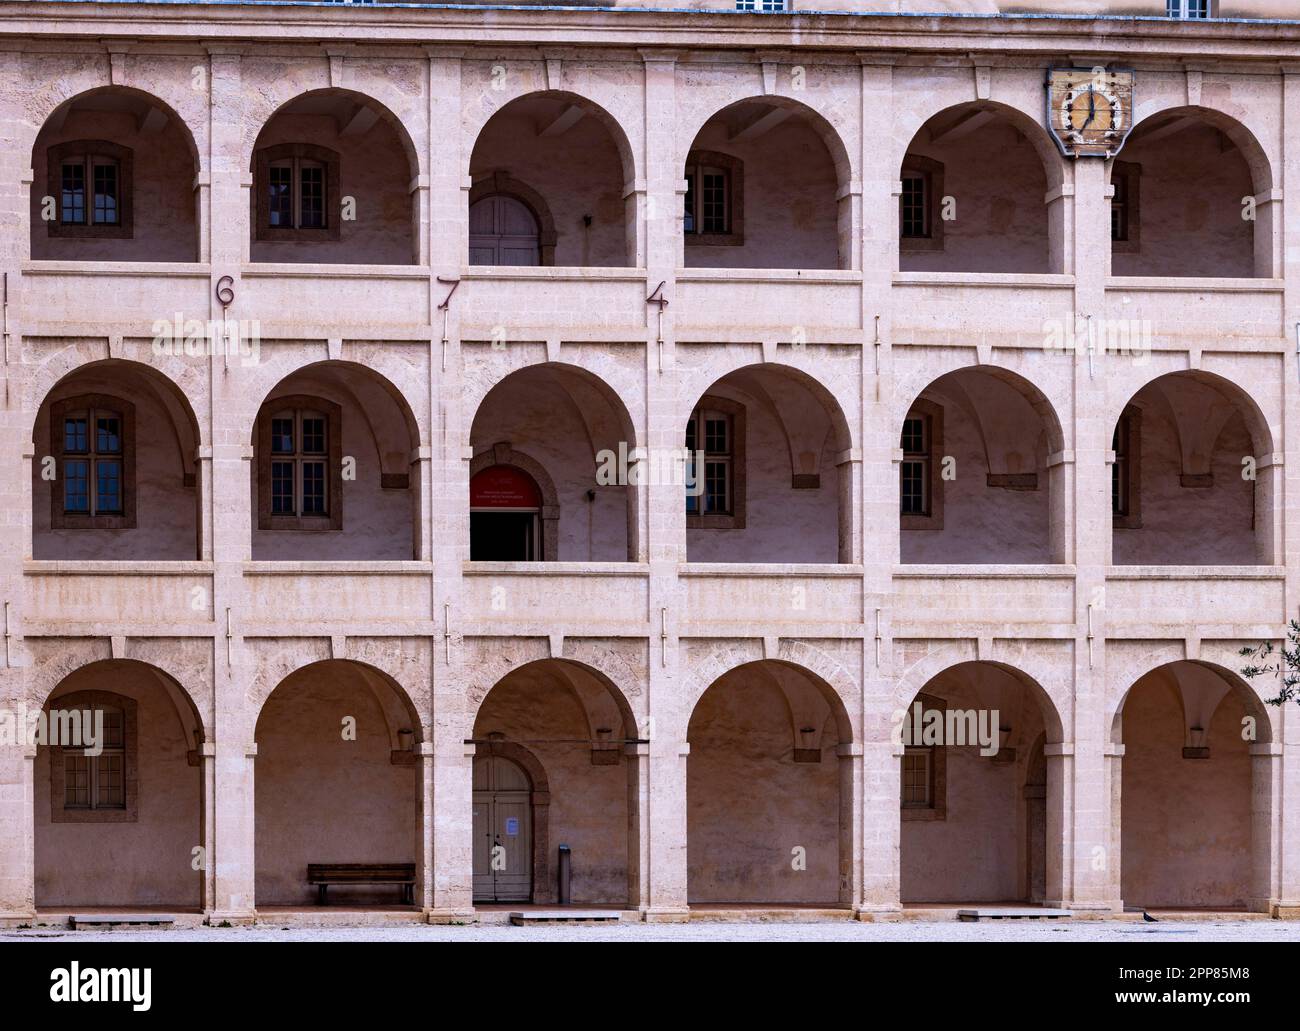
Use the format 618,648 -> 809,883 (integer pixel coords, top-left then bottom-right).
50,393 -> 135,529
470,465 -> 542,560
469,194 -> 541,266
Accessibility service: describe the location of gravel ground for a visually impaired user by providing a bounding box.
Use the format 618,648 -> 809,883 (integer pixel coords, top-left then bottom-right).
5,919 -> 1300,943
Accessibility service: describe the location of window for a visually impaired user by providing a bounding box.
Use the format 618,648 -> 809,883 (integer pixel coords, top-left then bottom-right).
257,397 -> 343,530
735,0 -> 787,9
46,140 -> 133,239
901,748 -> 932,808
64,705 -> 125,810
1113,407 -> 1142,529
685,396 -> 746,530
900,401 -> 943,531
1111,161 -> 1140,252
684,151 -> 744,246
900,416 -> 929,517
1167,0 -> 1210,18
900,693 -> 946,821
899,156 -> 944,252
900,173 -> 928,239
50,394 -> 135,530
48,691 -> 138,824
255,144 -> 341,241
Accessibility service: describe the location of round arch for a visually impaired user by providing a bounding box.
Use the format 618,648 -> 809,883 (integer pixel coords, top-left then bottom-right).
1107,368 -> 1273,457
1118,104 -> 1274,195
252,658 -> 423,746
29,85 -> 202,172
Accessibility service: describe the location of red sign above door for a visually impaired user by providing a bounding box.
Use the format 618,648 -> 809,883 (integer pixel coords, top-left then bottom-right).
471,465 -> 542,509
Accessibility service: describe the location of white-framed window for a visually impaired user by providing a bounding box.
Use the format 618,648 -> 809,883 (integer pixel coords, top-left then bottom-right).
270,408 -> 330,518
1167,0 -> 1211,18
901,747 -> 932,808
900,415 -> 930,517
64,704 -> 126,810
736,0 -> 788,9
684,165 -> 731,236
685,408 -> 733,516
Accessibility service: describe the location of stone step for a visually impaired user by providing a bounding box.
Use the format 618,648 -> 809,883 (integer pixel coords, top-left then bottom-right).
70,914 -> 176,928
509,910 -> 622,925
957,908 -> 1073,921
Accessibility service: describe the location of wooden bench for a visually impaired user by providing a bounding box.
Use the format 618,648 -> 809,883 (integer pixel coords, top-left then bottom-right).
307,864 -> 416,905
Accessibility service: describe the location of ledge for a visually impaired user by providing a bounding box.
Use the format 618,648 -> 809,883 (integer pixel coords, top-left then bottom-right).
894,564 -> 1075,577
1106,565 -> 1285,579
464,561 -> 648,574
677,267 -> 861,284
893,271 -> 1074,288
1105,276 -> 1285,293
680,562 -> 863,576
241,262 -> 430,278
459,266 -> 646,281
243,561 -> 433,573
24,560 -> 214,574
22,260 -> 211,276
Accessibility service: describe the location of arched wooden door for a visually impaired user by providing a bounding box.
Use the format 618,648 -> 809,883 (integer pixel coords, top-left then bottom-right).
469,194 -> 541,266
472,754 -> 533,902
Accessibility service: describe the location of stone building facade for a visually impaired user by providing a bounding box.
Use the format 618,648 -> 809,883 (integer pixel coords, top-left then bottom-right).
0,0 -> 1298,923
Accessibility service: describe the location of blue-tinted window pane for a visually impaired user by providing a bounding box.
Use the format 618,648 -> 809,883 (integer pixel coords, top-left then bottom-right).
64,459 -> 89,512
271,418 -> 293,454
302,461 -> 326,514
96,415 -> 121,454
61,162 -> 85,225
64,417 -> 88,453
93,162 -> 118,225
271,461 -> 294,514
269,166 -> 292,227
96,460 -> 122,514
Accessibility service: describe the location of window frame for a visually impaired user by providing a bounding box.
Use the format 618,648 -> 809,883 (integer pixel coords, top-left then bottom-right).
50,393 -> 137,531
685,394 -> 746,531
254,143 -> 341,242
1110,160 -> 1142,254
46,140 -> 134,240
899,155 -> 944,253
1167,0 -> 1212,18
900,692 -> 947,822
900,399 -> 944,531
48,690 -> 139,824
257,395 -> 343,531
1112,405 -> 1143,530
683,150 -> 744,247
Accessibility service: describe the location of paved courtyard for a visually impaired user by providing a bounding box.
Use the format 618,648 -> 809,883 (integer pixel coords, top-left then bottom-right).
4,919 -> 1299,943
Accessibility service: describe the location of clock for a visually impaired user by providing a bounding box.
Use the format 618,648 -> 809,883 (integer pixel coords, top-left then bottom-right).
1047,68 -> 1135,158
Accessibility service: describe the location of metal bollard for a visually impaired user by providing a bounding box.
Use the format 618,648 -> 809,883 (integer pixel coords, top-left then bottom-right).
558,844 -> 571,905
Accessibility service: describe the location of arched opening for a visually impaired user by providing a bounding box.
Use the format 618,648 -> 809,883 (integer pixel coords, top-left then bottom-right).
471,659 -> 638,907
1115,661 -> 1273,912
687,659 -> 853,907
254,660 -> 421,909
898,366 -> 1067,564
32,359 -> 201,561
249,89 -> 419,264
1110,371 -> 1274,565
469,92 -> 635,268
250,361 -> 420,561
898,102 -> 1062,274
469,363 -> 638,562
684,98 -> 852,270
30,86 -> 200,262
685,364 -> 854,564
899,661 -> 1063,907
33,660 -> 205,911
1111,107 -> 1274,278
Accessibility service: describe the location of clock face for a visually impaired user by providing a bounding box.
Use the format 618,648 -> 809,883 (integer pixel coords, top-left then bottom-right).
1047,69 -> 1134,158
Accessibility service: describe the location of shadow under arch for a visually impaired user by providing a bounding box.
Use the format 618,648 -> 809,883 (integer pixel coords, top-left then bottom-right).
246,86 -> 421,182
32,84 -> 202,170
469,361 -> 641,562
1110,659 -> 1276,913
1118,104 -> 1274,195
898,364 -> 1069,565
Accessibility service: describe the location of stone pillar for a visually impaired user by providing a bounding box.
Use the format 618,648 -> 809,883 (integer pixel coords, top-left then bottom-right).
209,743 -> 256,922
1067,155 -> 1118,911
858,57 -> 902,919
